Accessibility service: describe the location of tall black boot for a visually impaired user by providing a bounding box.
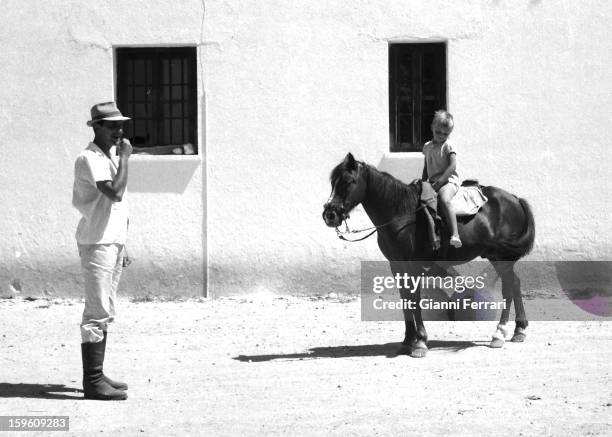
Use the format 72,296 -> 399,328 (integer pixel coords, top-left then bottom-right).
81,341 -> 127,400
101,332 -> 128,391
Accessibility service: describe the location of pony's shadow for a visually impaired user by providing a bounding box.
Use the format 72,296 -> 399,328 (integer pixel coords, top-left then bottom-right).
234,340 -> 485,362
0,383 -> 81,400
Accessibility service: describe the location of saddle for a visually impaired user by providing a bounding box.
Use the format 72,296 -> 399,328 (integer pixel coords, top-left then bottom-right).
420,180 -> 488,251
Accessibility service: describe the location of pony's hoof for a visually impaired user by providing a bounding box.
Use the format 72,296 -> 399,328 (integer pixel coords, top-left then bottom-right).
410,341 -> 428,358
511,332 -> 526,342
489,338 -> 505,348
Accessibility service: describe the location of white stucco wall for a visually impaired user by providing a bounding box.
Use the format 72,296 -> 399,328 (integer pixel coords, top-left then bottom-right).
0,0 -> 206,297
1,1 -> 610,298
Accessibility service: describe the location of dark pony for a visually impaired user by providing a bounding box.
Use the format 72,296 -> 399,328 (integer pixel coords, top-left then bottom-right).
323,153 -> 535,357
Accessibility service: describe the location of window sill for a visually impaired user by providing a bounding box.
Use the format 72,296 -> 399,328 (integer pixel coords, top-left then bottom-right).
377,152 -> 423,184
133,143 -> 197,156
131,152 -> 202,162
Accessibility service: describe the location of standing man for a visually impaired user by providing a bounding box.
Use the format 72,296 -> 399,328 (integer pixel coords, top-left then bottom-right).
72,102 -> 132,400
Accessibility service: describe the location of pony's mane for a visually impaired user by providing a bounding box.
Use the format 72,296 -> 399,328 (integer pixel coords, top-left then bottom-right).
329,159 -> 420,214
329,161 -> 347,187
363,163 -> 420,213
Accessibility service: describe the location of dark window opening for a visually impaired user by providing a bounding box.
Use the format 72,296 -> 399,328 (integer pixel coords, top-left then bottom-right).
389,43 -> 447,152
116,47 -> 198,155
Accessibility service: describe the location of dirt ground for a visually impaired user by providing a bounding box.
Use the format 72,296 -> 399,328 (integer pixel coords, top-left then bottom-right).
0,294 -> 610,436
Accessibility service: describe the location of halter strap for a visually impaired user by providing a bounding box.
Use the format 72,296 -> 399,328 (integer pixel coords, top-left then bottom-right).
335,204 -> 425,242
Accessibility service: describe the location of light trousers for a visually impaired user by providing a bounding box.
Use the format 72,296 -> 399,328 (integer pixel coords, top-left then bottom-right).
78,243 -> 124,343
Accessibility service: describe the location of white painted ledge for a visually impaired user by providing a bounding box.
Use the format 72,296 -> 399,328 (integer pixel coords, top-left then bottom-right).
376,152 -> 423,184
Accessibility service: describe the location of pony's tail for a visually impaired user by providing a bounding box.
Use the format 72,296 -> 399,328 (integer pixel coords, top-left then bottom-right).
498,198 -> 535,259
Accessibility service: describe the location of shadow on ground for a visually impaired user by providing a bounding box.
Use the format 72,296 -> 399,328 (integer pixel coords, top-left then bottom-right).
234,340 -> 486,362
0,383 -> 81,400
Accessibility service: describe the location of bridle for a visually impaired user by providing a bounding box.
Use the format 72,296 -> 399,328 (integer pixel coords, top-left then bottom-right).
335,217 -> 399,242
323,163 -> 365,226
334,204 -> 425,242
325,162 -> 425,242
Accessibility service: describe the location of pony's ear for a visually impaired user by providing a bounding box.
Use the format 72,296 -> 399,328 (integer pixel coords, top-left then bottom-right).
344,153 -> 357,170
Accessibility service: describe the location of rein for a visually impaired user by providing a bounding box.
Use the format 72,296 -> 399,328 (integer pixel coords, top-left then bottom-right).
335,204 -> 426,242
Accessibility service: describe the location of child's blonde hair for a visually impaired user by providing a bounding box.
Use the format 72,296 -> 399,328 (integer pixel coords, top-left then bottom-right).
432,110 -> 454,129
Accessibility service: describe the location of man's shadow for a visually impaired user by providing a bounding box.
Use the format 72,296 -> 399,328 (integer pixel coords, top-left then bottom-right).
0,383 -> 81,400
234,340 -> 485,362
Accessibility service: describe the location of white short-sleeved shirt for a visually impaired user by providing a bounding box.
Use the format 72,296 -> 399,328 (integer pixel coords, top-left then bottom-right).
422,140 -> 461,186
72,142 -> 129,244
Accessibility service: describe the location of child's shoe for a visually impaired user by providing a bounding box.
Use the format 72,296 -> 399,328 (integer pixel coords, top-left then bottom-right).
450,235 -> 462,248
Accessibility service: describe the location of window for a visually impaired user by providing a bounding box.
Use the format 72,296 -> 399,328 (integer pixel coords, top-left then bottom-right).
389,43 -> 447,152
116,47 -> 197,155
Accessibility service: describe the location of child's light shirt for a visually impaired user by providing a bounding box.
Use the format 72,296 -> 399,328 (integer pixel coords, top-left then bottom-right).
422,140 -> 461,186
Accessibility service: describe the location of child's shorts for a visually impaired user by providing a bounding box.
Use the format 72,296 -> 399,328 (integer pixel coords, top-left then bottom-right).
433,181 -> 459,195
